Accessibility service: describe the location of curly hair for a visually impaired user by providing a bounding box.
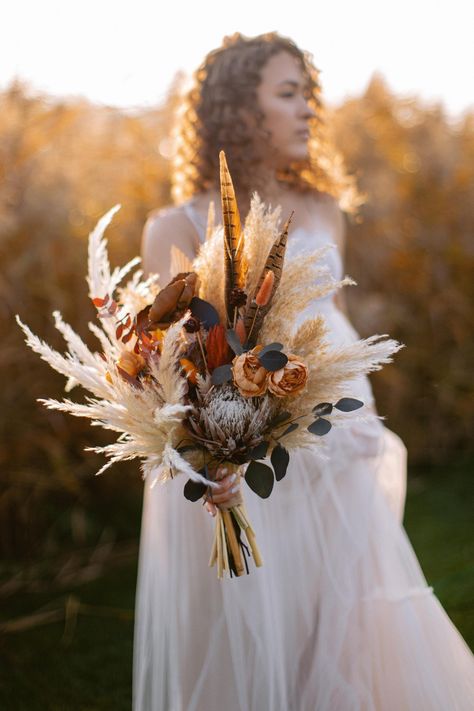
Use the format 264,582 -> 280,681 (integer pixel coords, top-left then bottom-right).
171,31 -> 365,214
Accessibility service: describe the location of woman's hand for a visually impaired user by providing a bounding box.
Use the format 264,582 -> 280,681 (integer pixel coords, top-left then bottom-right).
204,467 -> 241,517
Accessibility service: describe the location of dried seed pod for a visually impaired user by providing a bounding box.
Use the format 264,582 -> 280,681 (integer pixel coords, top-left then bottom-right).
255,271 -> 275,307
149,280 -> 186,324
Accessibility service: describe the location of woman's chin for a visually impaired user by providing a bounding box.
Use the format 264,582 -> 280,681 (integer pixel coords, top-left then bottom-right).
284,145 -> 310,165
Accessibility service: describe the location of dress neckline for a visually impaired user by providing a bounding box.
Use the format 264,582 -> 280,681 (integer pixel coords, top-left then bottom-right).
287,225 -> 343,265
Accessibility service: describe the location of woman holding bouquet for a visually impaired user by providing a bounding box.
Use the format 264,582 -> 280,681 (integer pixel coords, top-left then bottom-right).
135,32 -> 474,710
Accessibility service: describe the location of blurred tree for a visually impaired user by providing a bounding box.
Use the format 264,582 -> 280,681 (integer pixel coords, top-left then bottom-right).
0,78 -> 179,558
329,74 -> 474,462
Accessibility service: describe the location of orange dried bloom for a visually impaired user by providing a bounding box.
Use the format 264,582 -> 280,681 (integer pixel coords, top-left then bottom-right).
232,349 -> 268,397
267,354 -> 308,397
149,328 -> 165,346
180,358 -> 198,384
117,351 -> 146,378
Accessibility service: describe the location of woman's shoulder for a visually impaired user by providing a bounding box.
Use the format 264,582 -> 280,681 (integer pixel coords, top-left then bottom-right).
145,202 -> 193,232
144,193 -> 216,245
141,201 -> 205,280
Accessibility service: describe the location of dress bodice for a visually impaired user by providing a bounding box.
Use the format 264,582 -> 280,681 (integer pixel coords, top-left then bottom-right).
182,201 -> 344,309
285,225 -> 344,309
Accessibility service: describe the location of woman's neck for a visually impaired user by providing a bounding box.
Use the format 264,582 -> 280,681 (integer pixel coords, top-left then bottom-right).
195,171 -> 315,232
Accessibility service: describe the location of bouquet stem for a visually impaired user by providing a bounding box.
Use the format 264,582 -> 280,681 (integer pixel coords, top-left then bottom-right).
208,498 -> 263,579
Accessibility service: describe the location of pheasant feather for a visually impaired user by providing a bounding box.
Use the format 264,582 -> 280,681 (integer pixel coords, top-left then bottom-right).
219,151 -> 247,326
244,213 -> 291,344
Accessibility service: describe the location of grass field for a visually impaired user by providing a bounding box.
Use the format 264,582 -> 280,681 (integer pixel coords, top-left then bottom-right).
1,459 -> 472,710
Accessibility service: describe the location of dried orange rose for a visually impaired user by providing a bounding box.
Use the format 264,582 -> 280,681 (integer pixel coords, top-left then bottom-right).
117,351 -> 146,378
267,354 -> 308,397
232,348 -> 268,398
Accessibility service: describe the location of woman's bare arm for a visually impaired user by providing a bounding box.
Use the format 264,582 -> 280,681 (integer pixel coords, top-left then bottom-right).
327,198 -> 351,317
141,207 -> 198,283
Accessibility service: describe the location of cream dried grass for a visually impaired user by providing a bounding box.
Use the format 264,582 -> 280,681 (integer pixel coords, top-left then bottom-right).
17,208 -> 215,489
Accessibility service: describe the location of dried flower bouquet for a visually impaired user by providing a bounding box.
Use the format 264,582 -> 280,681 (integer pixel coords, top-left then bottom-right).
17,151 -> 403,579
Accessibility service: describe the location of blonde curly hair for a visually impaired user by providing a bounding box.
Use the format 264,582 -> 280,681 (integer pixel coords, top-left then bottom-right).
171,31 -> 365,215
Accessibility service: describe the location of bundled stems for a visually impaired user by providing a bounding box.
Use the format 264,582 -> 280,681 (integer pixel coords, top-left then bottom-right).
208,464 -> 263,579
208,504 -> 262,579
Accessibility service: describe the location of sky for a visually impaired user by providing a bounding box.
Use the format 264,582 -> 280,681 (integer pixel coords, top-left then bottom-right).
1,0 -> 473,120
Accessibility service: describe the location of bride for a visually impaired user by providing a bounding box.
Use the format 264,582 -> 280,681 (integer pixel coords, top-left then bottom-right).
134,31 -> 474,710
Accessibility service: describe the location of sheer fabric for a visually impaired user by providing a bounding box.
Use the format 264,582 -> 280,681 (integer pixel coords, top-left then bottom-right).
133,207 -> 474,710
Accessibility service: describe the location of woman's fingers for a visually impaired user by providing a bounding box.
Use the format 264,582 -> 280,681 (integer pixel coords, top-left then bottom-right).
204,470 -> 241,513
205,500 -> 217,517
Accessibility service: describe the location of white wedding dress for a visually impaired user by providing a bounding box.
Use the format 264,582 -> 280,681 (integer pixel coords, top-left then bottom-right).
133,204 -> 474,710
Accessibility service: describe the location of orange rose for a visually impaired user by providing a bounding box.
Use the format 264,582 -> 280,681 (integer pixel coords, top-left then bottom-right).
267,354 -> 308,397
232,349 -> 269,398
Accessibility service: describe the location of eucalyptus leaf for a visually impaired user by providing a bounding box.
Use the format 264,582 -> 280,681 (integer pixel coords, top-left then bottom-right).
271,444 -> 289,481
280,422 -> 299,437
249,441 -> 269,460
226,328 -> 243,355
189,296 -> 220,329
183,478 -> 208,502
260,342 -> 284,356
312,402 -> 333,417
211,363 -> 232,385
258,350 -> 288,372
307,418 -> 332,436
245,460 -> 274,498
269,410 -> 292,428
335,397 -> 364,412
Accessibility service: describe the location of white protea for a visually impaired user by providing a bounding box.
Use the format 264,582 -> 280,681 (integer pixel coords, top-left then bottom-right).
188,384 -> 276,461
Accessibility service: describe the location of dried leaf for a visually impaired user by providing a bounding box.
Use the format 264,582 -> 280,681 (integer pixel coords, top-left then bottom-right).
207,325 -> 232,370
92,295 -> 109,308
271,444 -> 289,481
307,418 -> 332,436
335,398 -> 364,412
245,460 -> 274,498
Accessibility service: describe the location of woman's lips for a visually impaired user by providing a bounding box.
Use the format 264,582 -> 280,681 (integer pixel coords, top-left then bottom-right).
296,129 -> 310,140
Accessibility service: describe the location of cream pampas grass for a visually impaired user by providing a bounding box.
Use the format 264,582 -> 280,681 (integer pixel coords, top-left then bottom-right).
17,171 -> 404,578
16,206 -> 215,490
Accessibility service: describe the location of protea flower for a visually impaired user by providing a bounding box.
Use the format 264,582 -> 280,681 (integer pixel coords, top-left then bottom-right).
187,384 -> 275,463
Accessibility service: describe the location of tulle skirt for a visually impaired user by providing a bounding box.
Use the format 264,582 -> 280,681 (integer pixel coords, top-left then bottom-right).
133,308 -> 474,710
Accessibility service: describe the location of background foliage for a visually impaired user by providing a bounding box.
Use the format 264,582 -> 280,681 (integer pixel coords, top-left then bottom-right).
1,74 -> 472,564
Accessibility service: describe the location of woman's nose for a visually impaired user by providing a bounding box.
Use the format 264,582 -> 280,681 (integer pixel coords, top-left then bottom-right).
298,97 -> 316,120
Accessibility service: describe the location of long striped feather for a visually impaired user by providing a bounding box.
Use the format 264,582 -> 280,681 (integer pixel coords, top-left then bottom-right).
244,213 -> 292,343
219,151 -> 246,325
